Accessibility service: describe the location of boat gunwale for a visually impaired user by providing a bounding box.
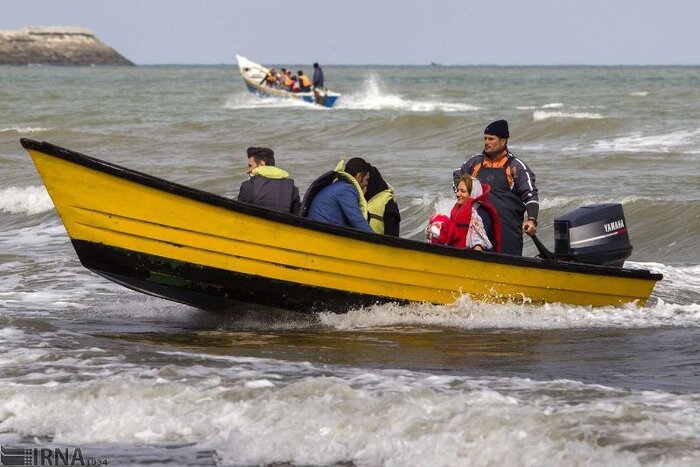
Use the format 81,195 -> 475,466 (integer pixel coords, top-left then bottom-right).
20,138 -> 663,282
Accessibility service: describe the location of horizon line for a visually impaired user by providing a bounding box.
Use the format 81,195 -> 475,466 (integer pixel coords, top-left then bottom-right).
129,62 -> 700,67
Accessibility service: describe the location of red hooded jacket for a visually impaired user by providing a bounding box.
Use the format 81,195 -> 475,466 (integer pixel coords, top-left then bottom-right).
429,183 -> 502,252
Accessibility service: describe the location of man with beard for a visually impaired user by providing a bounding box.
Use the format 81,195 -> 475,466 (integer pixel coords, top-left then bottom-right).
452,120 -> 539,256
305,157 -> 374,233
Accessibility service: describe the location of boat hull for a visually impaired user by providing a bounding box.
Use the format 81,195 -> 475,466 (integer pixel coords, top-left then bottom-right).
22,139 -> 662,313
242,78 -> 340,108
74,240 -> 394,312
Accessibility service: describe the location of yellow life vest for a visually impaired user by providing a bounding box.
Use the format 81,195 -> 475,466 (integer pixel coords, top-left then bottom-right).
333,160 -> 368,219
299,75 -> 312,88
366,187 -> 394,234
251,165 -> 289,179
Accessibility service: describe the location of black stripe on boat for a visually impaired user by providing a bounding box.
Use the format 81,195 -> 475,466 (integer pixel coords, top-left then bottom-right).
73,240 -> 398,313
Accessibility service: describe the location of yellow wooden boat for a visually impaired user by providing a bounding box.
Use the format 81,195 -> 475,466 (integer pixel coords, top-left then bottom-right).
22,139 -> 661,312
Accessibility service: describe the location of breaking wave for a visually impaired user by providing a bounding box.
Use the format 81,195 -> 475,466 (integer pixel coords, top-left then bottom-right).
0,186 -> 53,215
516,103 -> 564,110
223,93 -> 318,110
338,75 -> 480,112
0,126 -> 52,134
533,111 -> 605,121
591,128 -> 700,153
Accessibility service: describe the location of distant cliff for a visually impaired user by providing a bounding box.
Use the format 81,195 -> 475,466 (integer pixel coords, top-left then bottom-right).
0,27 -> 134,66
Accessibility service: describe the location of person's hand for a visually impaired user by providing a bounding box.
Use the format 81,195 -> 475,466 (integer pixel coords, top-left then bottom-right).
522,219 -> 537,236
473,244 -> 485,251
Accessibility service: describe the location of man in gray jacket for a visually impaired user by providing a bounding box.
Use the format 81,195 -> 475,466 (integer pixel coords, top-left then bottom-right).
238,147 -> 301,215
452,120 -> 539,256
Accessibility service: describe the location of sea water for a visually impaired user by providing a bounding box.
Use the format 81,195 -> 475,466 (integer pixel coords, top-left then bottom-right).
1,65 -> 699,466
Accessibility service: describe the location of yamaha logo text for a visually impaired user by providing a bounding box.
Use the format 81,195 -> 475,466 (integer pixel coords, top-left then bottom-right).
603,219 -> 624,233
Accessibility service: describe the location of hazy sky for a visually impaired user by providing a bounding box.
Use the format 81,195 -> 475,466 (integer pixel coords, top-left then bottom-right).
2,0 -> 698,65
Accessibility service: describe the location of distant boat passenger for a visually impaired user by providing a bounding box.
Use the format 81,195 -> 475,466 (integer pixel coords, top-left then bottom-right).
298,70 -> 312,92
282,69 -> 294,90
261,68 -> 278,87
290,76 -> 300,93
312,62 -> 324,89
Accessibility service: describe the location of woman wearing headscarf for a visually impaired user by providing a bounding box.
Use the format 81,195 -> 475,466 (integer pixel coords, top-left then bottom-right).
427,175 -> 501,252
364,165 -> 401,236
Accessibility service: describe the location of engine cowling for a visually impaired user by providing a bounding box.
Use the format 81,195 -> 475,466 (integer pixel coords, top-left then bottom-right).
553,203 -> 632,267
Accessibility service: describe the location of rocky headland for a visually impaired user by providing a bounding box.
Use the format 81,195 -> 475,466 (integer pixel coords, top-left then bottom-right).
0,26 -> 134,66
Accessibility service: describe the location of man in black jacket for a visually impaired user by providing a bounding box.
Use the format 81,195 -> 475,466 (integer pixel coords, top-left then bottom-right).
237,147 -> 301,215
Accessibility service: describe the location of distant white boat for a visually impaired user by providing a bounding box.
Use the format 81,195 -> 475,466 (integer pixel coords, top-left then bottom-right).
235,55 -> 341,108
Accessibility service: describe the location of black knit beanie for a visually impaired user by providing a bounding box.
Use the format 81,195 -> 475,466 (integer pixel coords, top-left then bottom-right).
484,120 -> 509,138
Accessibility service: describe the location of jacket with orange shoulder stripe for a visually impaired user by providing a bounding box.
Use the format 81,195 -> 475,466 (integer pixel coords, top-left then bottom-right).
452,149 -> 539,220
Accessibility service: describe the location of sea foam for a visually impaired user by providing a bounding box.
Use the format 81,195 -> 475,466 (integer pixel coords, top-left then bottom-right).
533,110 -> 605,121
0,345 -> 697,466
0,186 -> 53,215
338,75 -> 480,112
538,194 -> 644,210
592,128 -> 700,153
223,93 -> 316,110
518,103 -> 564,110
316,291 -> 700,331
0,126 -> 52,134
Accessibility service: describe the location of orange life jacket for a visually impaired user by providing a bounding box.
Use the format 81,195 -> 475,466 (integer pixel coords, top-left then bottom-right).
299,75 -> 311,88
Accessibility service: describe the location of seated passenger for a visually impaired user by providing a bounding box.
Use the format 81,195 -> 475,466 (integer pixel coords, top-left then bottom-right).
427,176 -> 501,252
282,70 -> 294,90
237,147 -> 301,215
290,76 -> 300,93
304,158 -> 374,233
298,70 -> 312,92
364,165 -> 400,236
262,68 -> 278,87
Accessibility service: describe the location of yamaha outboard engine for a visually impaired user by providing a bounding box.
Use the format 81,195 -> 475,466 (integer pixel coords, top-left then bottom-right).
553,203 -> 632,267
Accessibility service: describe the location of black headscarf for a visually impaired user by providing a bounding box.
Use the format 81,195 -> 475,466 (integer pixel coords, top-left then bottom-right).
364,165 -> 389,201
364,165 -> 401,236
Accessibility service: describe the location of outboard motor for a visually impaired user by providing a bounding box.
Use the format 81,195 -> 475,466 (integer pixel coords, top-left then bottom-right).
553,203 -> 632,267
